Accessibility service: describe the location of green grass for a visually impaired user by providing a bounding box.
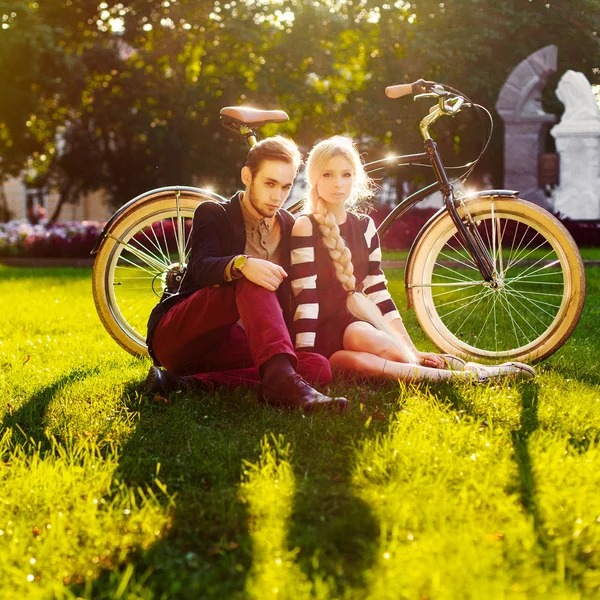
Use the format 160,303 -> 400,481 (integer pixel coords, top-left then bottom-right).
1,264 -> 599,599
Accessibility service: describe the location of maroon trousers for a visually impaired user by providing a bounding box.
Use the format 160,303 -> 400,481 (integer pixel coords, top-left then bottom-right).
152,278 -> 331,389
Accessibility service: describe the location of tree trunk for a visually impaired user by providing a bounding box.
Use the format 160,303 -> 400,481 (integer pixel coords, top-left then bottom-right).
0,183 -> 10,222
47,184 -> 72,225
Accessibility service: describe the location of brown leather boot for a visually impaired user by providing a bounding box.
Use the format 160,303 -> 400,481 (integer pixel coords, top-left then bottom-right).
258,374 -> 348,414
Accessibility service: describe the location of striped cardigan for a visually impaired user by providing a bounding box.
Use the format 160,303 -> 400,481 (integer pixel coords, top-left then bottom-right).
290,213 -> 401,352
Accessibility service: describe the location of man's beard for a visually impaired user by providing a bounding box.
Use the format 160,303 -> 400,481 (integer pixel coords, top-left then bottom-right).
246,182 -> 276,218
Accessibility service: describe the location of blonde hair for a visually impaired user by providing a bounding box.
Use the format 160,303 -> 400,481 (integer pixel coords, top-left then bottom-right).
305,136 -> 403,342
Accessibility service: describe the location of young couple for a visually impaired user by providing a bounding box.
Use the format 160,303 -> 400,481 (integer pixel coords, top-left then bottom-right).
145,135 -> 534,412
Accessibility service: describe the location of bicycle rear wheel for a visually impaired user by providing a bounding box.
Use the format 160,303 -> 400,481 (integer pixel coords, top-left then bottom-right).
408,198 -> 586,361
92,188 -> 219,356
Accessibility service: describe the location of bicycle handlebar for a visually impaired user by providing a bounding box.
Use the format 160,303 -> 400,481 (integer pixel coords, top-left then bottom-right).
385,79 -> 438,99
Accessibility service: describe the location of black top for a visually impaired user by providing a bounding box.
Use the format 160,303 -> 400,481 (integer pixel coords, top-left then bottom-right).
290,212 -> 400,358
146,191 -> 295,362
308,213 -> 369,358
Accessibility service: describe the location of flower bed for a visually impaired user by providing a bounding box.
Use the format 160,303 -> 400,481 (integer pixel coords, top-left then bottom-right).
0,208 -> 598,259
0,221 -> 104,258
372,206 -> 600,250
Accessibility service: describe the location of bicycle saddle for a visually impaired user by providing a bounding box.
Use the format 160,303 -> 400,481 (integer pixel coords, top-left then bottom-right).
220,106 -> 289,131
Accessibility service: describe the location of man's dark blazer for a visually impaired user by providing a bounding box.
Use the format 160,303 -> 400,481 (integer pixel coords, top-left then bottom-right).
146,191 -> 295,362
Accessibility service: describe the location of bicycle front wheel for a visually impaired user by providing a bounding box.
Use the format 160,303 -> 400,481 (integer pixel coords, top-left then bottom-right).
92,188 -> 218,356
408,198 -> 586,362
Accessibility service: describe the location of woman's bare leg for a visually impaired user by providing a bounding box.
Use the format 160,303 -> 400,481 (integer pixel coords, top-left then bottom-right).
329,350 -> 477,383
342,321 -> 417,364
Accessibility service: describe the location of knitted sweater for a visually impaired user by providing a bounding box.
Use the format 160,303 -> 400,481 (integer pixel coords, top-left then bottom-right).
290,212 -> 400,357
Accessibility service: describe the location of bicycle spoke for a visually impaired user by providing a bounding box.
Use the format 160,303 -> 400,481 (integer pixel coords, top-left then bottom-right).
175,190 -> 186,265
431,283 -> 488,300
500,289 -> 554,334
437,249 -> 479,272
503,286 -> 561,318
148,223 -> 172,266
493,290 -> 498,352
420,281 -> 484,288
506,221 -> 531,270
184,220 -> 194,264
109,234 -> 166,273
506,271 -> 563,283
504,283 -> 564,299
451,235 -> 479,270
491,200 -> 496,273
113,275 -> 157,281
507,256 -> 561,284
116,252 -> 161,278
506,234 -> 550,271
437,287 -> 494,319
428,269 -> 482,283
127,228 -> 174,268
495,290 -> 530,347
497,217 -> 507,277
472,291 -> 496,347
451,288 -> 492,336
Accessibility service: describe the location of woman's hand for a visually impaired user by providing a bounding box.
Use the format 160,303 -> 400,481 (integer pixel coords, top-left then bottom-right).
416,352 -> 446,369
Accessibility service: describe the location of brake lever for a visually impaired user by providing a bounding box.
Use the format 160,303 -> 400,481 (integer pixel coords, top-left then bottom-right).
443,96 -> 472,114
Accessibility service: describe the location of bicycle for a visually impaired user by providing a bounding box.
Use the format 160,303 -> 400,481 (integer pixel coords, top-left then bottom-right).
91,81 -> 586,362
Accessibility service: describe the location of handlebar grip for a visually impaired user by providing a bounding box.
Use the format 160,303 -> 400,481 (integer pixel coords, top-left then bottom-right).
385,83 -> 413,99
385,79 -> 437,99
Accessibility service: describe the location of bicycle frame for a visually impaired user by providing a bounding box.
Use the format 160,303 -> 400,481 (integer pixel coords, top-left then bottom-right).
365,140 -> 500,283
92,91 -> 507,286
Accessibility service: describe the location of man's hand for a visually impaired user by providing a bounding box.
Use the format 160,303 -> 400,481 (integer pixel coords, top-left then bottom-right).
417,352 -> 446,369
241,258 -> 287,291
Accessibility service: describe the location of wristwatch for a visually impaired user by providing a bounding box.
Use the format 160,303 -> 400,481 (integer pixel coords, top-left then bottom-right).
232,254 -> 249,278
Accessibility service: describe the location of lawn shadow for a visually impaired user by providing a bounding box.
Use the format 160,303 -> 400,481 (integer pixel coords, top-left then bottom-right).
68,378 -> 382,599
509,382 -> 549,550
442,382 -> 549,553
1,365 -> 102,445
78,383 -> 264,598
3,363 -> 383,598
285,389 -> 384,597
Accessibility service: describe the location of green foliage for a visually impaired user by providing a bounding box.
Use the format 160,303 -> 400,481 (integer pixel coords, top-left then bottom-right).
0,1 -> 599,207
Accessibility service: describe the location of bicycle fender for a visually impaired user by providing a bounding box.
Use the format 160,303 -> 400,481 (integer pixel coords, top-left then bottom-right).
403,189 -> 519,309
90,185 -> 227,254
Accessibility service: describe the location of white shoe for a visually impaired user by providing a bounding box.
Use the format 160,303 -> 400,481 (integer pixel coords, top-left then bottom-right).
465,361 -> 535,381
442,354 -> 467,371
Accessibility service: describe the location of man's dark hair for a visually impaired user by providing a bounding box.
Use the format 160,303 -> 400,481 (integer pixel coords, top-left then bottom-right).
245,135 -> 302,176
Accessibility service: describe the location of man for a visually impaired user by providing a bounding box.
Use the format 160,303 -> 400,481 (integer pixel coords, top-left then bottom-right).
145,136 -> 347,412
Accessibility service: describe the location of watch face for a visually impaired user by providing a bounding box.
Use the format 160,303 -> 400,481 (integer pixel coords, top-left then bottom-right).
234,255 -> 247,270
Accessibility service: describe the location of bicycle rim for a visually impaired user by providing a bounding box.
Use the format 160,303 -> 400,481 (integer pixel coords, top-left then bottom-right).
409,198 -> 585,361
93,196 -> 200,356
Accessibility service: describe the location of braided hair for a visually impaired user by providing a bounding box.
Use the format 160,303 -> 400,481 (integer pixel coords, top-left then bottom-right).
305,136 -> 407,343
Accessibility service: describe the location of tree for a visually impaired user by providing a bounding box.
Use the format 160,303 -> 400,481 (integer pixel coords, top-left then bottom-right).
1,0 -> 599,220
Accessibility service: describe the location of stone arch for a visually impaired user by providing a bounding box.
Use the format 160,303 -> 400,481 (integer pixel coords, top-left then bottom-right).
495,45 -> 558,207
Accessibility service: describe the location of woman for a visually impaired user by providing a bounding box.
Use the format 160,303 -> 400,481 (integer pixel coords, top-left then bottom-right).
290,136 -> 534,383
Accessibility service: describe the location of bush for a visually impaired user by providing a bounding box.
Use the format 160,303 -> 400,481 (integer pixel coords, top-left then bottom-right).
372,206 -> 600,250
557,216 -> 600,248
0,221 -> 104,258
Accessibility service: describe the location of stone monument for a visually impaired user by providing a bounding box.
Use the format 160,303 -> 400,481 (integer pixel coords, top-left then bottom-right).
550,70 -> 600,219
496,45 -> 558,208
